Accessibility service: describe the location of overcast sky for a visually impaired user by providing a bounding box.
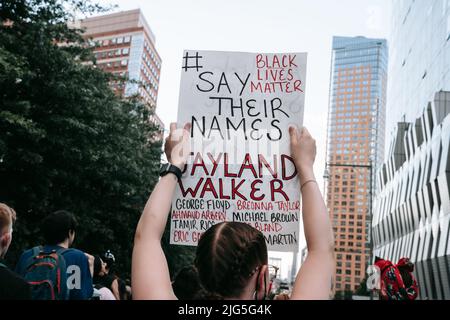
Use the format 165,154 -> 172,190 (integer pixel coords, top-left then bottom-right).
96,0 -> 391,278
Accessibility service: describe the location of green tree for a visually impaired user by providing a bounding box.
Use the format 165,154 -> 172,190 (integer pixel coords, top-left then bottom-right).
355,275 -> 370,296
0,0 -> 162,278
333,290 -> 354,300
334,290 -> 343,300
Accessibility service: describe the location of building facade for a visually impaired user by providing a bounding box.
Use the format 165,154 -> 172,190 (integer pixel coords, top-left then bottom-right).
325,36 -> 388,293
372,92 -> 450,299
372,0 -> 450,300
77,9 -> 164,129
386,0 -> 450,138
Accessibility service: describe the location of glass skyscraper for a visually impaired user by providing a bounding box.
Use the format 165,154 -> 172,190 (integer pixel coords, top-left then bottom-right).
372,0 -> 450,300
326,36 -> 388,293
386,0 -> 450,138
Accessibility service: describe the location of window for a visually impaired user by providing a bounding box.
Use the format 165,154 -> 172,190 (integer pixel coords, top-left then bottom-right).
121,60 -> 128,66
117,37 -> 123,44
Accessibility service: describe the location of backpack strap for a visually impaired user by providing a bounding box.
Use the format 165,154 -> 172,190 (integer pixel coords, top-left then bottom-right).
55,247 -> 68,256
31,246 -> 43,257
54,247 -> 69,300
25,246 -> 44,270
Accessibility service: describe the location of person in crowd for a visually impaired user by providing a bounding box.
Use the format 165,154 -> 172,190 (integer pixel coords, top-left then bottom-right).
98,249 -> 128,300
375,256 -> 419,300
92,255 -> 116,300
396,257 -> 418,300
103,250 -> 116,275
132,123 -> 335,300
0,203 -> 31,300
16,210 -> 93,300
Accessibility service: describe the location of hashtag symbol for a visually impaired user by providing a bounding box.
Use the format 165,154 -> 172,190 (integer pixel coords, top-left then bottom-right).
182,51 -> 203,72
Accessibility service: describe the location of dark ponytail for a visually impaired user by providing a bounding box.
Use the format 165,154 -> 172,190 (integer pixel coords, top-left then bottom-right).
172,265 -> 203,300
172,265 -> 226,300
194,222 -> 268,299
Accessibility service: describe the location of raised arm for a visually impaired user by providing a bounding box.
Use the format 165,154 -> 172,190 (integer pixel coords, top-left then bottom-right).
132,122 -> 191,300
289,126 -> 335,300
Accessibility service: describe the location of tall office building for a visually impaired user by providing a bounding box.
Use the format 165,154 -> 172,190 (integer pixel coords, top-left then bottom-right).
325,36 -> 388,293
76,9 -> 164,129
386,0 -> 450,137
372,0 -> 450,300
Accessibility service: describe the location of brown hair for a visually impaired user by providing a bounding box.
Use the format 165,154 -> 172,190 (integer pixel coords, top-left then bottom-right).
0,203 -> 16,234
194,222 -> 268,299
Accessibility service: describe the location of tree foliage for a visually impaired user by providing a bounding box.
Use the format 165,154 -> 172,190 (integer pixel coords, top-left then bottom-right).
0,0 -> 162,278
355,275 -> 370,296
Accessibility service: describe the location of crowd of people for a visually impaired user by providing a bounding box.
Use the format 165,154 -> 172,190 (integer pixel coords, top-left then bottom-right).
1,124 -> 338,300
0,206 -> 131,300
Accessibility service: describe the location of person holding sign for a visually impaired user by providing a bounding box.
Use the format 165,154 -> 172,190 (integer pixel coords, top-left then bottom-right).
131,123 -> 334,300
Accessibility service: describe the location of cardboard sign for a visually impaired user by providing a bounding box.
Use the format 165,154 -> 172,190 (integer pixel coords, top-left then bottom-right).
170,50 -> 307,252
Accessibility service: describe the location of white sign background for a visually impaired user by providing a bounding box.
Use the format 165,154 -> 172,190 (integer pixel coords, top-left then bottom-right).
170,50 -> 307,252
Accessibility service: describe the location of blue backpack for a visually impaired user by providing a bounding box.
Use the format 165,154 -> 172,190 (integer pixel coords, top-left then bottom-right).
23,246 -> 69,300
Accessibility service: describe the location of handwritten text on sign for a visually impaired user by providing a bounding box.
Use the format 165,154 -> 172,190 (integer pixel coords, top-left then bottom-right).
171,50 -> 307,252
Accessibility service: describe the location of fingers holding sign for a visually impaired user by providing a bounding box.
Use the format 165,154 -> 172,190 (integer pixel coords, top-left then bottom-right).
289,125 -> 317,176
165,122 -> 192,170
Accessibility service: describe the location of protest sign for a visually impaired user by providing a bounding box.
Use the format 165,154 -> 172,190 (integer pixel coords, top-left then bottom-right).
170,50 -> 307,252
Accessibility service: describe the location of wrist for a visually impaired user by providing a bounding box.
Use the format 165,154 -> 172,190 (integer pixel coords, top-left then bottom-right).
298,165 -> 315,182
160,163 -> 183,180
166,157 -> 185,171
171,162 -> 185,171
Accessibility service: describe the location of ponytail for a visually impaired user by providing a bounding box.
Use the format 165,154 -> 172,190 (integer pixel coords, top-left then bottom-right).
172,265 -> 228,300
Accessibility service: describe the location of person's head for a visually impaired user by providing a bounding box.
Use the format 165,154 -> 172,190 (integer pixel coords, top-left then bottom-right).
397,257 -> 415,287
397,257 -> 414,272
103,250 -> 115,273
93,255 -> 107,278
194,222 -> 269,300
41,210 -> 78,246
0,203 -> 16,259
